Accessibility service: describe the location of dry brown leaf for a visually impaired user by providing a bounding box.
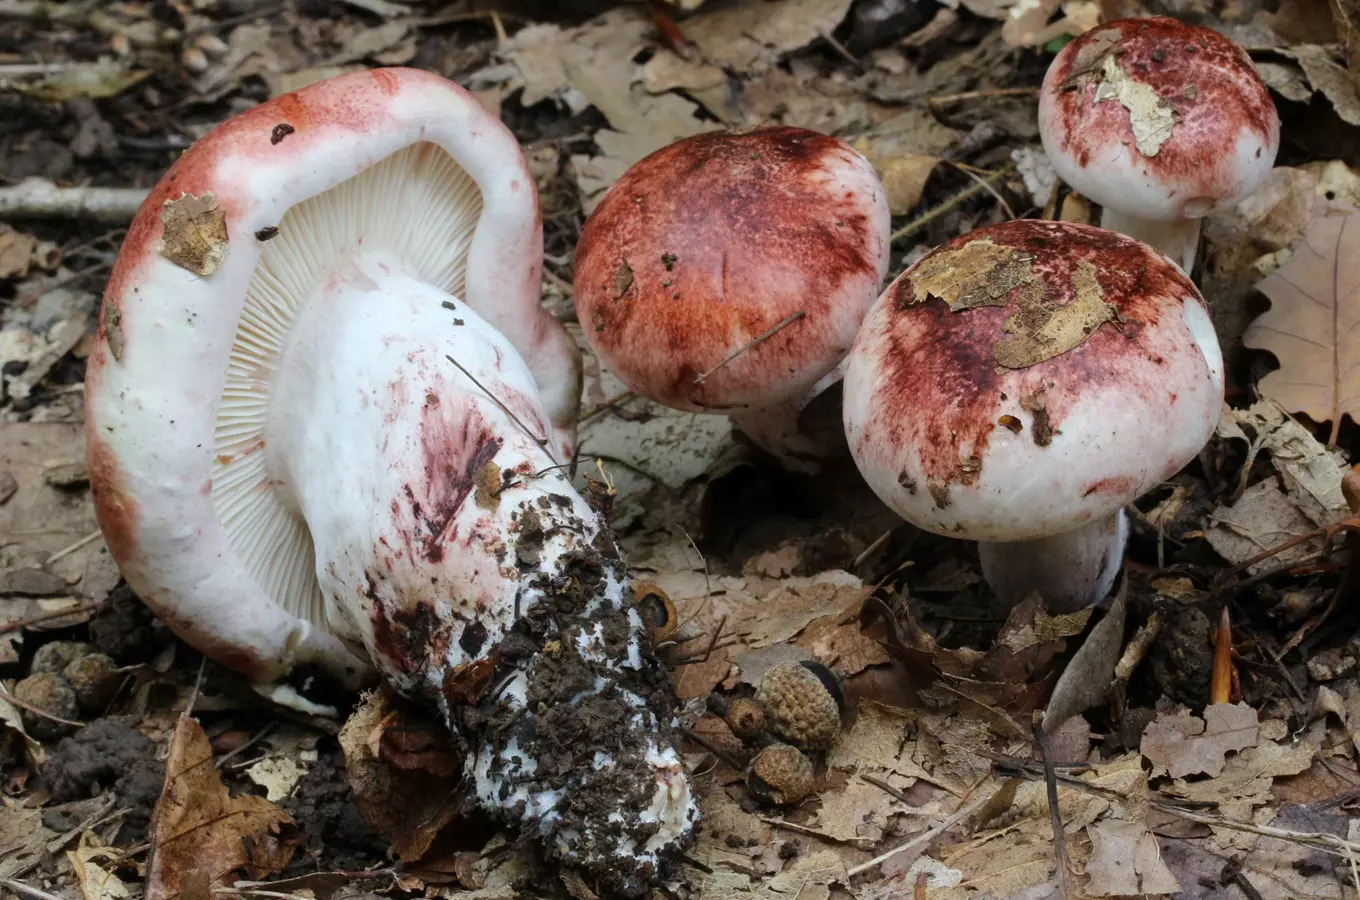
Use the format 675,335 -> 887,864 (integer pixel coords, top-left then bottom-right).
1162,738 -> 1314,808
337,688 -> 463,863
1218,399 -> 1351,526
0,806 -> 58,879
146,715 -> 295,900
1140,703 -> 1260,779
1205,478 -> 1326,573
1278,45 -> 1360,127
156,193 -> 228,277
68,831 -> 131,900
1245,209 -> 1360,434
1084,819 -> 1180,896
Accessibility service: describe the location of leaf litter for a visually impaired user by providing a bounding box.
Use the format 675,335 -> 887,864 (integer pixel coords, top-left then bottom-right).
3,2 -> 1360,900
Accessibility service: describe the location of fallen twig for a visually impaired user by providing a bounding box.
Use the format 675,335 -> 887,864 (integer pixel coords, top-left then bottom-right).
847,784 -> 1000,877
891,164 -> 1017,245
0,177 -> 148,222
1033,720 -> 1073,900
694,311 -> 806,384
0,601 -> 99,636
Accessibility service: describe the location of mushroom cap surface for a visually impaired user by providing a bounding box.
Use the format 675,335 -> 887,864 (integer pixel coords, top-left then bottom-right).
85,68 -> 577,684
843,220 -> 1224,542
573,126 -> 890,413
1038,17 -> 1279,222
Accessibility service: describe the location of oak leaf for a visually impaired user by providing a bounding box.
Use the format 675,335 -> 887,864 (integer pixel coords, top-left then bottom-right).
146,715 -> 295,900
1244,209 -> 1360,439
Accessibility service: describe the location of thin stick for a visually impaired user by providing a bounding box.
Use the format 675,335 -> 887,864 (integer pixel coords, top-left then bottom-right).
0,879 -> 66,900
1033,720 -> 1073,899
816,26 -> 864,70
928,87 -> 1039,106
681,727 -> 745,771
0,601 -> 99,636
946,160 -> 1016,221
862,773 -> 912,803
542,267 -> 574,299
46,528 -> 102,564
847,785 -> 999,877
759,816 -> 872,847
184,657 -> 206,716
891,164 -> 1016,245
445,354 -> 555,462
216,720 -> 277,769
579,390 -> 635,424
694,311 -> 806,384
0,685 -> 82,727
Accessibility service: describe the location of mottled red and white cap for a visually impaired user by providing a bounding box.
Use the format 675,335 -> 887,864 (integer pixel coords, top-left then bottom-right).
843,219 -> 1224,542
85,69 -> 579,688
1039,17 -> 1279,223
573,126 -> 890,449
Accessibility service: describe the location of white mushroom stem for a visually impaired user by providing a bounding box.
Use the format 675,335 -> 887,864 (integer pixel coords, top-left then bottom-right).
265,250 -> 695,879
977,510 -> 1128,613
1099,208 -> 1201,275
727,362 -> 849,474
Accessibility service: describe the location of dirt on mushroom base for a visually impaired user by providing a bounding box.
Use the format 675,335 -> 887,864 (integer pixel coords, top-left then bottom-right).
461,528 -> 696,895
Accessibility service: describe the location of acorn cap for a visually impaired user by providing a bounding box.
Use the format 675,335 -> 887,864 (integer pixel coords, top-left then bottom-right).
755,661 -> 843,751
746,743 -> 814,806
725,698 -> 766,742
632,582 -> 678,644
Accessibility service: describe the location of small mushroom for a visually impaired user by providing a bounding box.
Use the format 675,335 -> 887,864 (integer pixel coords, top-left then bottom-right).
1038,17 -> 1279,272
844,220 -> 1223,611
573,127 -> 891,472
86,68 -> 693,890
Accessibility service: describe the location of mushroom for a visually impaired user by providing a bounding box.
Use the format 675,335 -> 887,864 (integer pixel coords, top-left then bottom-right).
573,126 -> 891,471
1038,17 -> 1279,273
843,220 -> 1224,611
86,68 -> 695,889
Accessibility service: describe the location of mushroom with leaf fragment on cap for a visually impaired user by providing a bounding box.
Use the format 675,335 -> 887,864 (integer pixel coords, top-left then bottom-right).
1038,17 -> 1279,273
844,220 -> 1224,612
573,126 -> 891,472
85,67 -> 695,891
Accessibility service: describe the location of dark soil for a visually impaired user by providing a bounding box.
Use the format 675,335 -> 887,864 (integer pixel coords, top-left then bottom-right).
46,716 -> 165,843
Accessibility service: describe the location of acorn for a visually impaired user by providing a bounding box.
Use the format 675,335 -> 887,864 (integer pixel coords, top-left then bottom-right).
746,743 -> 814,806
63,653 -> 120,714
725,698 -> 766,741
632,582 -> 678,644
755,661 -> 844,751
30,641 -> 92,676
14,673 -> 79,741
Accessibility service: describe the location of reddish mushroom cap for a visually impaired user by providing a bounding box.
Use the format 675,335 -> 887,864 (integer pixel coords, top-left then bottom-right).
1038,17 -> 1279,221
573,126 -> 890,413
843,220 -> 1224,542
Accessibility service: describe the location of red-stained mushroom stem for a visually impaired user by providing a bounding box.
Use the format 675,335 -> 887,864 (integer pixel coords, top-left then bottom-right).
977,510 -> 1129,612
265,250 -> 695,888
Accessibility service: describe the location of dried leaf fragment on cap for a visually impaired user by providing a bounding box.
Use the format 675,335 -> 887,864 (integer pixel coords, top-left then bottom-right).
156,193 -> 229,276
995,261 -> 1118,369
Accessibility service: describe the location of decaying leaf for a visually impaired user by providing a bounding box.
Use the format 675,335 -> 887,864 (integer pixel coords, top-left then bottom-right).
1276,45 -> 1360,127
68,831 -> 131,900
1084,819 -> 1180,896
1206,478 -> 1327,572
337,688 -> 464,863
1245,209 -> 1360,435
1140,703 -> 1260,779
245,754 -> 312,802
1042,582 -> 1127,732
146,715 -> 295,900
1092,54 -> 1176,156
995,260 -> 1117,369
907,239 -> 1036,312
156,193 -> 229,277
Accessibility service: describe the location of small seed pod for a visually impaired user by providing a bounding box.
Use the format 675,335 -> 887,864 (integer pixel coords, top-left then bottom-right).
755,661 -> 844,751
633,582 -> 678,644
63,653 -> 120,714
31,641 -> 92,676
746,743 -> 814,806
725,698 -> 766,741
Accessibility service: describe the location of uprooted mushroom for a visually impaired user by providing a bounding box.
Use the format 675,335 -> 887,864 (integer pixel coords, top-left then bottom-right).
85,68 -> 696,892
